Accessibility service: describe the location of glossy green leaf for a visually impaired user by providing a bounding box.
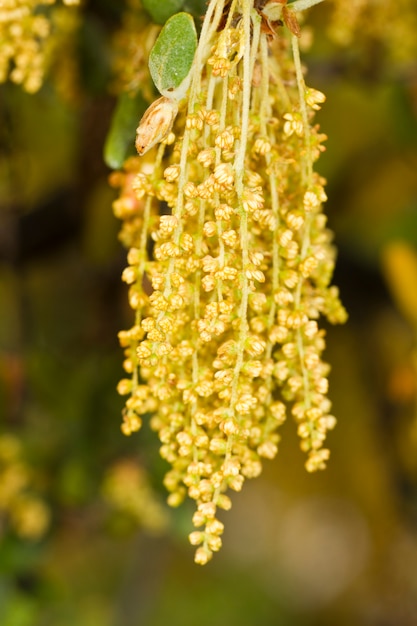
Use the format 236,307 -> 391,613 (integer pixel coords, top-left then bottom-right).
149,12 -> 197,99
103,91 -> 147,169
142,0 -> 184,25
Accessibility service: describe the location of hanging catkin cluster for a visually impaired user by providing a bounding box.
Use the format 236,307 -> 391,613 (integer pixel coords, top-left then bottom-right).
112,0 -> 347,564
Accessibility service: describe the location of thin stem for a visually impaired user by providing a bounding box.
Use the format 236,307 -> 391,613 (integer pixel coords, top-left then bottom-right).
260,34 -> 280,341
132,145 -> 164,387
215,74 -> 230,279
292,34 -> 315,409
233,6 -> 257,190
189,0 -> 226,101
229,2 -> 254,406
229,4 -> 260,431
190,197 -> 206,453
291,34 -> 312,183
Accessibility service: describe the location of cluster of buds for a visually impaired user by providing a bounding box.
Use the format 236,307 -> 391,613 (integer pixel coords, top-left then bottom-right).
112,0 -> 347,564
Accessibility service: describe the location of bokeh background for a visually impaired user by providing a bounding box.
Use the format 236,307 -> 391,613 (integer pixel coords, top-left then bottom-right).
1,1 -> 417,624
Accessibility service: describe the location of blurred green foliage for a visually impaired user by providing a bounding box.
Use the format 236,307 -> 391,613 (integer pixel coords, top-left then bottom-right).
1,0 -> 417,624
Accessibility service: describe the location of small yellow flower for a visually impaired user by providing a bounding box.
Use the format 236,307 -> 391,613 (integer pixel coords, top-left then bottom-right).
305,87 -> 326,109
283,112 -> 304,137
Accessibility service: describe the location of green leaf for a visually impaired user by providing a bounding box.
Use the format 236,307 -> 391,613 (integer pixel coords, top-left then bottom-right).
103,91 -> 147,169
149,12 -> 197,100
142,0 -> 184,25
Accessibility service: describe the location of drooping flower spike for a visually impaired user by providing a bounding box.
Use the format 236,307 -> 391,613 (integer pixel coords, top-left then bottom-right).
113,0 -> 347,564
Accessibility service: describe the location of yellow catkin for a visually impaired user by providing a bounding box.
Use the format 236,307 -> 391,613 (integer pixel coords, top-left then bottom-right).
113,0 -> 347,564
